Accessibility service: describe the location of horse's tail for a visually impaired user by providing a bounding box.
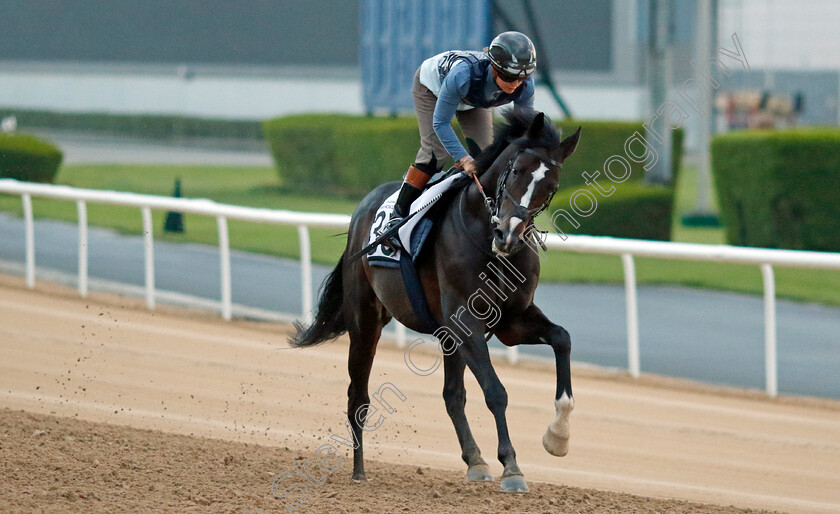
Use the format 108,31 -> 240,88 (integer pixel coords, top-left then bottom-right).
289,253 -> 347,348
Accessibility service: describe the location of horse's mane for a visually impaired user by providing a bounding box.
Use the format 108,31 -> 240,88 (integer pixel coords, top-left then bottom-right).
474,108 -> 561,173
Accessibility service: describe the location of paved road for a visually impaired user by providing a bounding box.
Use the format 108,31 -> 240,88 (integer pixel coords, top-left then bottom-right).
33,130 -> 273,166
2,132 -> 838,399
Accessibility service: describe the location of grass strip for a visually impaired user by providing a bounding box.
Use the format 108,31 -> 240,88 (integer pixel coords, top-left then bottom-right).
1,164 -> 838,306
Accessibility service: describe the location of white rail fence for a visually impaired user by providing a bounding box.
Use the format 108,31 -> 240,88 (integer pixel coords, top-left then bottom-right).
0,179 -> 349,326
3,179 -> 840,398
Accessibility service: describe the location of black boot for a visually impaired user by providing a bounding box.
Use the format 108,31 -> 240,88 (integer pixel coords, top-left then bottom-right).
381,181 -> 421,250
394,181 -> 422,219
392,160 -> 434,220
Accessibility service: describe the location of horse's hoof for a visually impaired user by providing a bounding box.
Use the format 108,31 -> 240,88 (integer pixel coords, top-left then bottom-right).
499,474 -> 529,493
351,472 -> 367,482
542,429 -> 569,457
543,394 -> 573,457
467,463 -> 493,482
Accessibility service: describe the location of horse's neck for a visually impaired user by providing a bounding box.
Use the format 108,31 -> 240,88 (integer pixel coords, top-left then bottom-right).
477,146 -> 515,194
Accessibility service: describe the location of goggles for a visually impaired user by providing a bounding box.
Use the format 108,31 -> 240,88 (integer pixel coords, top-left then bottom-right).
494,63 -> 535,84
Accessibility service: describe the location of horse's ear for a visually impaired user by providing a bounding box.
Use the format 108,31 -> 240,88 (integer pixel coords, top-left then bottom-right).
465,138 -> 483,157
558,126 -> 581,161
526,112 -> 545,140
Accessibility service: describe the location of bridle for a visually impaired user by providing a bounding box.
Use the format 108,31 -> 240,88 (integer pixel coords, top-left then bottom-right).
481,146 -> 561,228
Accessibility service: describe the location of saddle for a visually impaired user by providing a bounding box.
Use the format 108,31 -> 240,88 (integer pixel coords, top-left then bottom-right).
365,170 -> 468,332
365,171 -> 465,267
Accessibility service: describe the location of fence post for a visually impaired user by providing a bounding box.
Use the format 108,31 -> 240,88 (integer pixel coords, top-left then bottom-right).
507,345 -> 519,365
761,263 -> 778,398
217,215 -> 232,321
22,193 -> 35,289
297,225 -> 313,324
622,253 -> 640,378
141,207 -> 155,310
395,321 -> 407,349
76,200 -> 88,298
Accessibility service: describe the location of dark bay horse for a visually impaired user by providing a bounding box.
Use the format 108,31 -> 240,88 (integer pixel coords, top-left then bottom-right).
291,109 -> 580,493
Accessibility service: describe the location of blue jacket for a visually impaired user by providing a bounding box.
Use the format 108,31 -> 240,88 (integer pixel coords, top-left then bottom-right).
427,51 -> 535,162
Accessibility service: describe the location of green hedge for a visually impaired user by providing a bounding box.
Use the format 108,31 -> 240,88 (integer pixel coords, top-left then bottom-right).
711,128 -> 840,251
263,114 -> 419,195
263,114 -> 684,196
554,121 -> 683,190
5,110 -> 685,192
545,181 -> 674,241
0,133 -> 63,183
1,108 -> 264,141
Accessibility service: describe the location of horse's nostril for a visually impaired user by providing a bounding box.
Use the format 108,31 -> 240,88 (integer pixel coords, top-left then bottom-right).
493,229 -> 504,242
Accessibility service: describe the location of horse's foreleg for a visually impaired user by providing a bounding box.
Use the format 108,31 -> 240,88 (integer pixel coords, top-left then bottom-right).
442,351 -> 492,482
449,316 -> 527,493
495,303 -> 573,457
542,322 -> 574,457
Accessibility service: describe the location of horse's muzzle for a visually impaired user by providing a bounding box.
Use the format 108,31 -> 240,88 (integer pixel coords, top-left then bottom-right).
492,228 -> 520,256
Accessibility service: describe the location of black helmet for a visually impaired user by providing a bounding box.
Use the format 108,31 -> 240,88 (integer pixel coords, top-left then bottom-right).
488,31 -> 537,82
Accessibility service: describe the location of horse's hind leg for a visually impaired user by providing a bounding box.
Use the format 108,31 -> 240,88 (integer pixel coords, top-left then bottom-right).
442,351 -> 492,482
344,280 -> 385,481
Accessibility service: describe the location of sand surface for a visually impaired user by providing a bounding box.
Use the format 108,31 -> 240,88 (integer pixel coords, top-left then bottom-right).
1,274 -> 838,513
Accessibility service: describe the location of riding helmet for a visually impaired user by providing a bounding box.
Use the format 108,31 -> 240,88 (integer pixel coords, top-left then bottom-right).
488,31 -> 537,82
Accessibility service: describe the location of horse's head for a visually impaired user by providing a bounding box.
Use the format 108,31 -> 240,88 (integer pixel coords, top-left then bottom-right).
482,111 -> 580,256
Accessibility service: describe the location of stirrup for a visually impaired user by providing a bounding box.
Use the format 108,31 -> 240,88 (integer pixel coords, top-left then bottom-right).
383,214 -> 403,231
380,214 -> 404,251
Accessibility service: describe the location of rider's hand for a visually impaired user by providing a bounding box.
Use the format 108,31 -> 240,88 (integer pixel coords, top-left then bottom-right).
458,155 -> 477,176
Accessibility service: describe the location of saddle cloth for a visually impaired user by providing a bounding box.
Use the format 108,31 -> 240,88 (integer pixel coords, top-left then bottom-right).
365,172 -> 462,267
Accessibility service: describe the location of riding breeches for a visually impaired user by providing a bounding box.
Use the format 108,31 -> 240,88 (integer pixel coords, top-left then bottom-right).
412,69 -> 493,173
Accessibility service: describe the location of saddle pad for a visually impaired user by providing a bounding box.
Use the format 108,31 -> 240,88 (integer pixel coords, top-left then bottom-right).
366,172 -> 462,267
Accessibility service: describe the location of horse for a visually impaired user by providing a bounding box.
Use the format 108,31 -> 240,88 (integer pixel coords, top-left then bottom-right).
290,108 -> 580,493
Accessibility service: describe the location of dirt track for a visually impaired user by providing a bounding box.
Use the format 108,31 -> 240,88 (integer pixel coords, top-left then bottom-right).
1,274 -> 839,513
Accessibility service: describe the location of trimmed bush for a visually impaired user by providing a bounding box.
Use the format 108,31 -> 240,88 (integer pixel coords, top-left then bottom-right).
545,181 -> 674,241
263,114 -> 685,196
554,121 -> 684,191
0,133 -> 63,183
5,110 -> 686,192
711,128 -> 840,251
263,114 -> 419,195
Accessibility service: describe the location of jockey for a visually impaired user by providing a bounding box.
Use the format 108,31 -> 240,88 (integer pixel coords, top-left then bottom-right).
385,31 -> 538,231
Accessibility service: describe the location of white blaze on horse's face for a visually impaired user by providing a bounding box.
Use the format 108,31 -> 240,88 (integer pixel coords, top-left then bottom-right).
506,162 -> 548,244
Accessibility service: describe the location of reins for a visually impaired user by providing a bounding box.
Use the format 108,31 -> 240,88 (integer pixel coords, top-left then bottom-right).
471,174 -> 499,224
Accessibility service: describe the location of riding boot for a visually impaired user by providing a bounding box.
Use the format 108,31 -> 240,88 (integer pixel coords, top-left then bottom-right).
382,164 -> 431,250
393,180 -> 422,219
